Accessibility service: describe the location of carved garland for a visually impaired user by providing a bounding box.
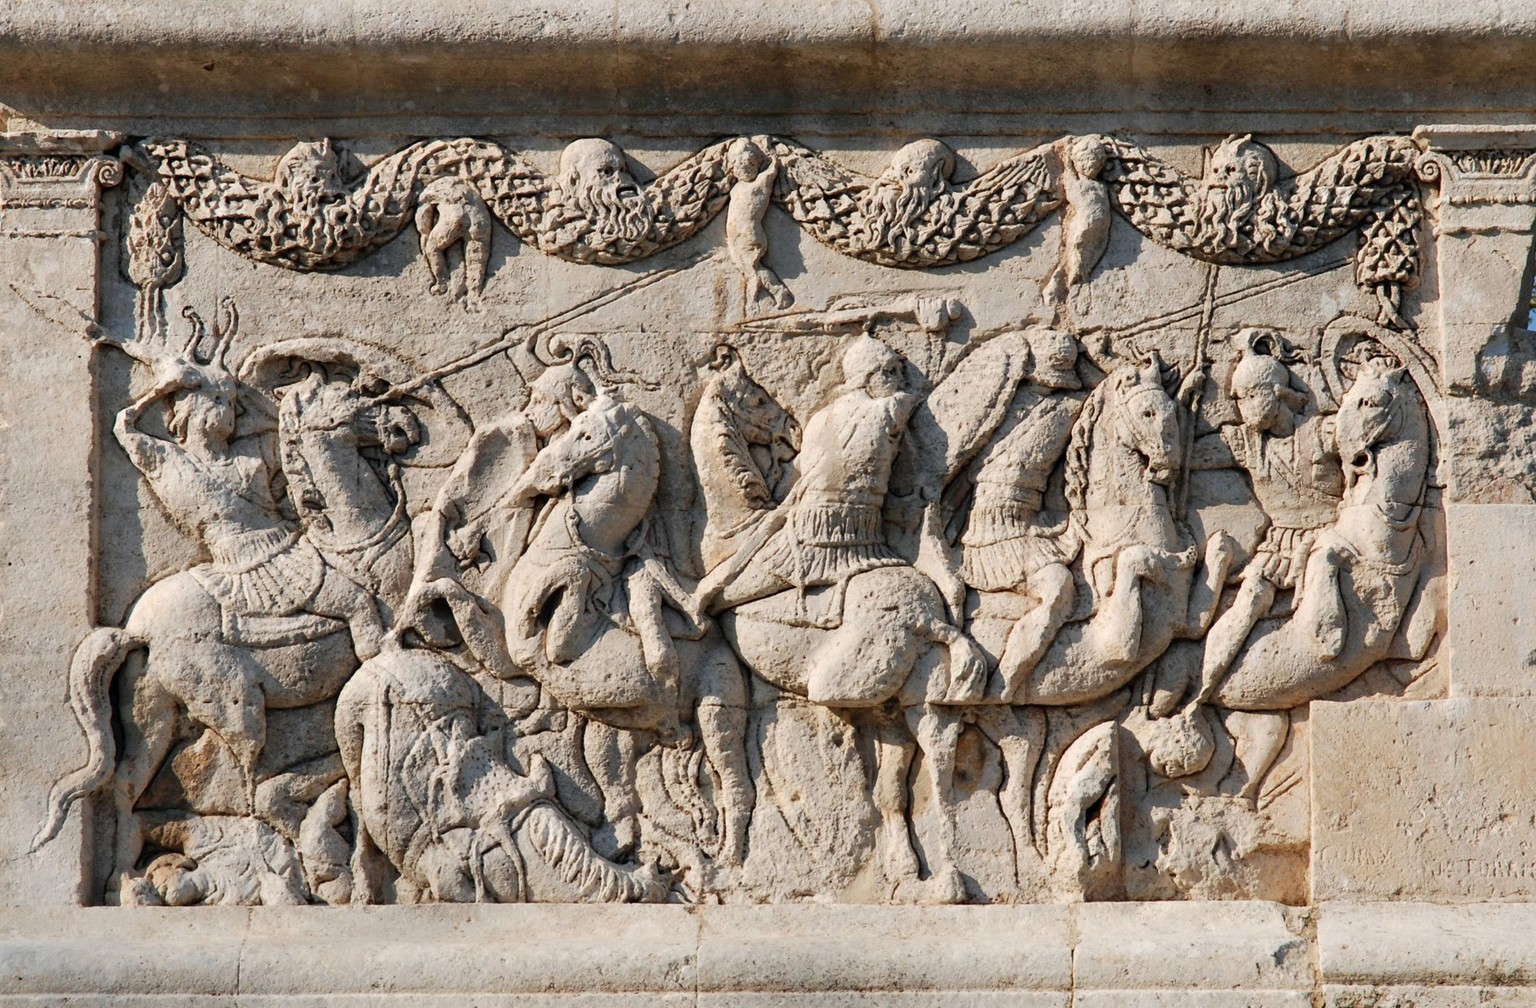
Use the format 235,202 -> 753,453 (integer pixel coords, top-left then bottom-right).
133,133 -> 1424,311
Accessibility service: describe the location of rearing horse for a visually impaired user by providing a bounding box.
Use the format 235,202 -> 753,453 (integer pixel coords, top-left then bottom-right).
998,358 -> 1235,706
1212,358 -> 1432,709
471,393 -> 755,871
35,365 -> 417,893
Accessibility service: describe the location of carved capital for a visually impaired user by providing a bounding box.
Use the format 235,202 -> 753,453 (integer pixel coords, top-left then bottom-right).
1414,125 -> 1536,235
0,130 -> 123,216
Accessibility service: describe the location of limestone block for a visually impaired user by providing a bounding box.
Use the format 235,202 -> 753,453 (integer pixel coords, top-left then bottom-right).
1312,699 -> 1536,901
1448,504 -> 1536,695
0,907 -> 246,997
1319,902 -> 1536,1005
1073,902 -> 1311,1003
694,905 -> 1071,997
0,131 -> 118,905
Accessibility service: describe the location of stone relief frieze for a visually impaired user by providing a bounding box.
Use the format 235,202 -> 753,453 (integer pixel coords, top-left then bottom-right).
25,130 -> 1450,907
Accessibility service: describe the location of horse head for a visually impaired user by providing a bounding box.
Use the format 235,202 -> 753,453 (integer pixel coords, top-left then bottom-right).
518,394 -> 645,503
278,371 -> 421,457
691,347 -> 799,566
706,345 -> 800,472
1334,358 -> 1428,506
1108,356 -> 1182,488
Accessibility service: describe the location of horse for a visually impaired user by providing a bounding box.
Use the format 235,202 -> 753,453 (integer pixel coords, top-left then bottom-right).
34,368 -> 417,893
992,358 -> 1236,707
1211,358 -> 1432,710
444,392 -> 754,874
335,644 -> 674,904
690,359 -> 990,903
690,345 -> 801,573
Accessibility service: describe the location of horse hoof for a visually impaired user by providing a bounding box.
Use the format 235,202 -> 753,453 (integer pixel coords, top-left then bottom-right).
920,866 -> 969,905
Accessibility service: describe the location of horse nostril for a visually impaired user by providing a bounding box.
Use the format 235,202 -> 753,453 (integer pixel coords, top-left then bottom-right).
1352,451 -> 1369,468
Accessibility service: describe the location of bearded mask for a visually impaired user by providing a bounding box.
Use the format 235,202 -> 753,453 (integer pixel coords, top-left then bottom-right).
552,138 -> 656,247
1194,135 -> 1291,258
862,139 -> 955,249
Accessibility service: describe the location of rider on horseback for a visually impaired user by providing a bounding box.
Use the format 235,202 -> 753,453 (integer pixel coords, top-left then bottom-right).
116,344 -> 384,658
1187,329 -> 1343,703
693,335 -> 915,623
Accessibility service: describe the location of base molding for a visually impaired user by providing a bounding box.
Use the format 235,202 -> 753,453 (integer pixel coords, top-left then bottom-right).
2,901 -> 1530,1004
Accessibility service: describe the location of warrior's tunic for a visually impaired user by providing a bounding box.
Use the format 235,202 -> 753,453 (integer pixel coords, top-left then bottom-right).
1223,415 -> 1342,591
753,390 -> 912,587
960,388 -> 1085,592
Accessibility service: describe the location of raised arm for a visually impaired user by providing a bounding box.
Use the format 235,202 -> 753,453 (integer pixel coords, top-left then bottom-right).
113,359 -> 200,476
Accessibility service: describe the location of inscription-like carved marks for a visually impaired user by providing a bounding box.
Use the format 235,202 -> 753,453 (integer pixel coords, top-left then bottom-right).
1097,134 -> 1423,325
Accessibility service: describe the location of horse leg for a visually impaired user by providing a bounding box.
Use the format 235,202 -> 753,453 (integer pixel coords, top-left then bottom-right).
1086,545 -> 1155,665
312,568 -> 384,661
1195,572 -> 1276,705
333,670 -> 387,905
583,719 -> 644,859
110,659 -> 178,895
1295,541 -> 1349,661
869,712 -> 920,888
693,658 -> 753,867
1226,710 -> 1291,803
1181,532 -> 1238,638
906,701 -> 968,904
997,563 -> 1075,701
163,642 -> 268,815
979,705 -> 1046,880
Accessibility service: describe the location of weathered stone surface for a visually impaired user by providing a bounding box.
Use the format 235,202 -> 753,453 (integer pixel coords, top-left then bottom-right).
5,2 -> 1536,1001
1312,698 -> 1536,901
1448,505 -> 1536,695
1319,902 -> 1536,1006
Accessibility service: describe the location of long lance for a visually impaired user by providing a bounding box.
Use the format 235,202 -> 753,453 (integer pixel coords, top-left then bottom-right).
1176,260 -> 1221,522
370,249 -> 717,405
1115,253 -> 1350,341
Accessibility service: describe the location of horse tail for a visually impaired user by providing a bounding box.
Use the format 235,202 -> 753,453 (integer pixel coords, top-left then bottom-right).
32,627 -> 143,851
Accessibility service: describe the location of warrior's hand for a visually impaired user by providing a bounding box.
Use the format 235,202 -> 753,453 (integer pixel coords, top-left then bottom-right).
150,355 -> 203,393
1177,368 -> 1207,408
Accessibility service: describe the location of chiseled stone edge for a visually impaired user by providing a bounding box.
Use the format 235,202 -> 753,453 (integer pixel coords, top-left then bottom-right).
8,1 -> 1536,120
0,902 -> 1313,999
5,901 -> 1534,999
7,1 -> 1536,53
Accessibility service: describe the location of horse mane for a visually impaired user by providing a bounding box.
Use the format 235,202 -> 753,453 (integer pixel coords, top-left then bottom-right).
693,372 -> 775,511
1063,370 -> 1115,523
